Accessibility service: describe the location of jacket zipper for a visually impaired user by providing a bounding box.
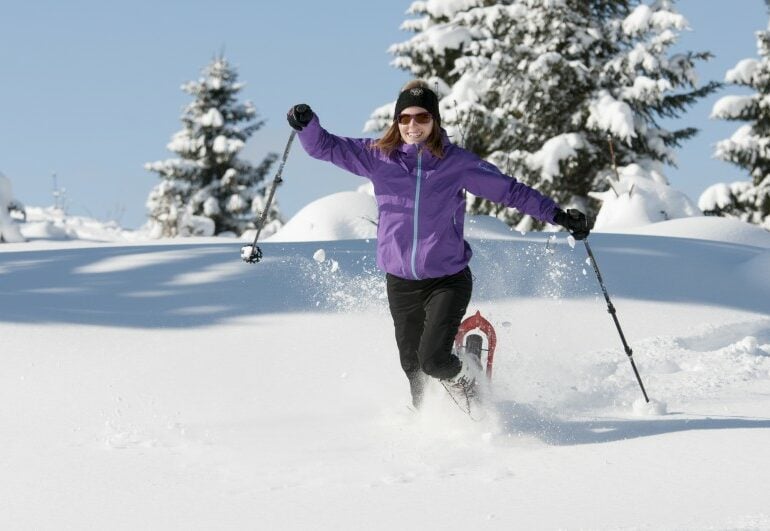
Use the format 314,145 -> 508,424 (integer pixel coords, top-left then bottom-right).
410,149 -> 423,279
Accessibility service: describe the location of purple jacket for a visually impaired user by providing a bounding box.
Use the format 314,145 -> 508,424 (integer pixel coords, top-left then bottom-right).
297,115 -> 559,280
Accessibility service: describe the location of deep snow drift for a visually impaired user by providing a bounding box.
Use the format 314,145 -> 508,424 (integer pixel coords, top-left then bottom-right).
2,207 -> 770,528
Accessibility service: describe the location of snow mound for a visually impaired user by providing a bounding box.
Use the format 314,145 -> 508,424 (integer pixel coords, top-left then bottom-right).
633,398 -> 668,416
618,216 -> 770,249
593,165 -> 700,232
19,206 -> 139,242
266,191 -> 378,242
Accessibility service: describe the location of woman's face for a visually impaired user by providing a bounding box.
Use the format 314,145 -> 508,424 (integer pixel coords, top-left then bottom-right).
397,106 -> 433,145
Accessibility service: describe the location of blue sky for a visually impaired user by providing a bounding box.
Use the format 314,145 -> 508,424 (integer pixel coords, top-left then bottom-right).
1,0 -> 767,229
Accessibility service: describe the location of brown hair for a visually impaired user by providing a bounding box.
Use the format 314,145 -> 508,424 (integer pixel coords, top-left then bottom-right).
372,80 -> 444,159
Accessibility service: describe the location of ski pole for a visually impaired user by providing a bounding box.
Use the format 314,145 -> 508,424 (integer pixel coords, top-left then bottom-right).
242,129 -> 297,263
583,238 -> 650,402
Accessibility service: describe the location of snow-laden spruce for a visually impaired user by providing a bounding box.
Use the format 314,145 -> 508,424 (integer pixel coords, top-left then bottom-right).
145,56 -> 279,238
370,0 -> 718,230
703,7 -> 770,231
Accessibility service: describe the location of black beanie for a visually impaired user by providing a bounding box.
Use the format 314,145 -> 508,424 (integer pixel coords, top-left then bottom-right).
394,86 -> 441,126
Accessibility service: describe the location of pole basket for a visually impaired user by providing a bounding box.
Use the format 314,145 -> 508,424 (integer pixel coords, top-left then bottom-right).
241,245 -> 263,264
454,310 -> 497,380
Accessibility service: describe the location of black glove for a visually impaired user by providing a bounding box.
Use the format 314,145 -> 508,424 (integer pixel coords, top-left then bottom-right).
287,104 -> 314,131
553,208 -> 593,240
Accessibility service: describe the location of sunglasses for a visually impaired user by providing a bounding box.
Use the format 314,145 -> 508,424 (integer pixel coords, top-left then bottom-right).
397,112 -> 433,125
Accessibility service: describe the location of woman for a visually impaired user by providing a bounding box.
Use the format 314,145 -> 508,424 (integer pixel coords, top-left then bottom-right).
287,80 -> 590,409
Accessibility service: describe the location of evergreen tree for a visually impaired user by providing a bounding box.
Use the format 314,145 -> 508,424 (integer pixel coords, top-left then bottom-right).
704,3 -> 770,230
371,0 -> 718,230
145,56 -> 278,237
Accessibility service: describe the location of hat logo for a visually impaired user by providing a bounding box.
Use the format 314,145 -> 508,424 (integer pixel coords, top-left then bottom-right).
409,88 -> 424,96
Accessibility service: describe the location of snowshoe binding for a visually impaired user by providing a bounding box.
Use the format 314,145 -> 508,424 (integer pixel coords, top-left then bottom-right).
441,348 -> 485,421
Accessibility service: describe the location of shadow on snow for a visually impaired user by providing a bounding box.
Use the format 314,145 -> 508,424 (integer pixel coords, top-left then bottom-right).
0,232 -> 767,329
495,401 -> 770,446
0,240 -> 381,328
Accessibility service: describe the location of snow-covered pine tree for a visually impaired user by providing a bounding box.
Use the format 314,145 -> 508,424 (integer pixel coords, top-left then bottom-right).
373,0 -> 718,230
703,2 -> 770,230
563,0 -> 719,227
145,56 -> 278,237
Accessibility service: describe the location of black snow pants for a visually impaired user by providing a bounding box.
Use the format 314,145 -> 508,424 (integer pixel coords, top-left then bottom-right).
386,266 -> 473,383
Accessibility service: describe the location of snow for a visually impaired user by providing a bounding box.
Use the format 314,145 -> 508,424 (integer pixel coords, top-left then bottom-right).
620,215 -> 770,249
725,58 -> 760,85
2,190 -> 770,529
626,41 -> 661,72
266,189 -> 378,242
699,182 -> 745,211
202,196 -> 220,216
632,397 -> 668,416
422,24 -> 473,56
622,4 -> 688,36
526,133 -> 585,181
714,124 -> 759,159
20,207 -> 134,241
0,172 -> 24,243
621,75 -> 673,104
212,135 -> 228,153
622,4 -> 655,36
592,164 -> 701,231
418,0 -> 482,20
711,94 -> 755,120
200,108 -> 224,128
587,92 -> 636,143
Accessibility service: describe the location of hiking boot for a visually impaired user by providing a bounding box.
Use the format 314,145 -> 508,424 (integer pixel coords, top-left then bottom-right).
440,348 -> 483,407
